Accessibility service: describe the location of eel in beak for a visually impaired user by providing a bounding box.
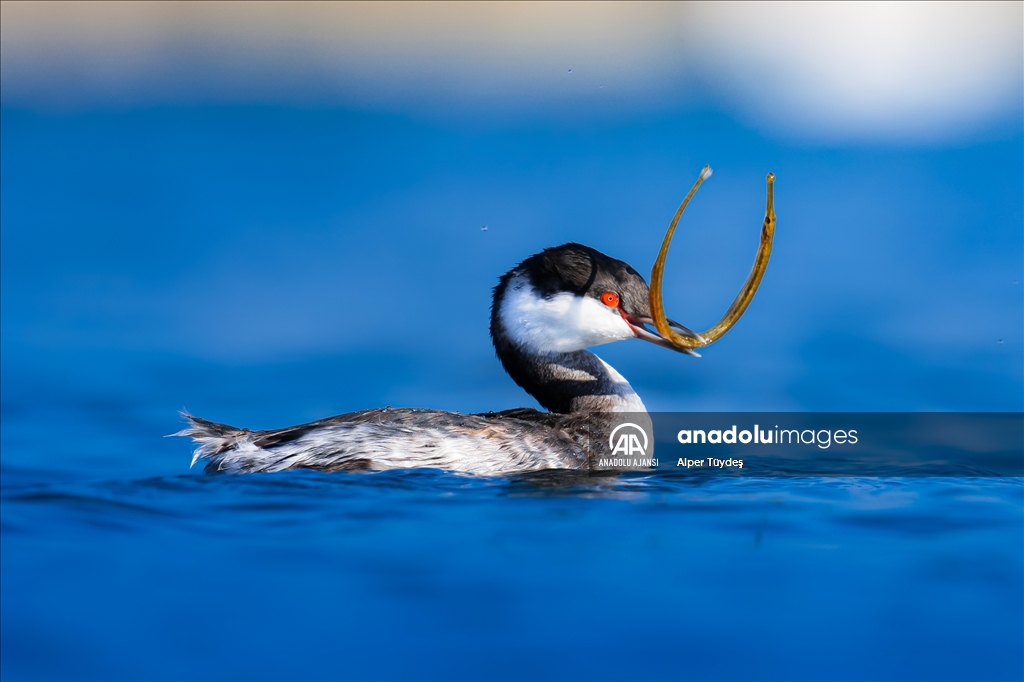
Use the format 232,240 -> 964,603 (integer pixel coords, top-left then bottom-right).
649,166 -> 776,353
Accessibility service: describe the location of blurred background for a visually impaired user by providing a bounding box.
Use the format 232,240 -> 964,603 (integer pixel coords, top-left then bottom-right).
2,1 -> 1022,480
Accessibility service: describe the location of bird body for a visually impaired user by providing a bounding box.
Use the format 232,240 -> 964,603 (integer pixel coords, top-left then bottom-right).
178,168 -> 776,475
180,409 -> 591,476
179,243 -> 677,475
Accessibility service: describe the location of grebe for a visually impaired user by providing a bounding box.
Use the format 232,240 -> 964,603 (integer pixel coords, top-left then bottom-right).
178,167 -> 775,475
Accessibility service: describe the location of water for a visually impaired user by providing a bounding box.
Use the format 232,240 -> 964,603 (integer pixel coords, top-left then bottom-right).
2,465 -> 1021,680
2,105 -> 1022,680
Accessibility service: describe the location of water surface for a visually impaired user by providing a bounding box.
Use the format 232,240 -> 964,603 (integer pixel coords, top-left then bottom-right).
3,459 -> 1021,681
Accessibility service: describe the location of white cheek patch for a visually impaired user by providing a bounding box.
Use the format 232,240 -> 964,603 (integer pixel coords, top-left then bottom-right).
500,275 -> 635,353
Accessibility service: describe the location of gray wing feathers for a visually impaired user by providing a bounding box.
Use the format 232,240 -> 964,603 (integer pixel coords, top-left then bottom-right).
175,409 -> 589,475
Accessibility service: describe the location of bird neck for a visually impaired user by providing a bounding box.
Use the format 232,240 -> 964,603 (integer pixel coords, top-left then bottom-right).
492,336 -> 647,415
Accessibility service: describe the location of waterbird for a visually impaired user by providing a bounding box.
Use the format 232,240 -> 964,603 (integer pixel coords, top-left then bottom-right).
178,167 -> 775,475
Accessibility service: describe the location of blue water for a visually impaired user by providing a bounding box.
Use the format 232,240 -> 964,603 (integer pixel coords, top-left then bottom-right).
2,105 -> 1023,680
3,467 -> 1021,681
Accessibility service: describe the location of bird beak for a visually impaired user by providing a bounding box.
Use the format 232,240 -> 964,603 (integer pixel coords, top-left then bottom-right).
622,313 -> 705,357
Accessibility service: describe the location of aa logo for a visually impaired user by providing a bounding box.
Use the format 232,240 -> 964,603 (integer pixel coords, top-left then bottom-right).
608,423 -> 649,457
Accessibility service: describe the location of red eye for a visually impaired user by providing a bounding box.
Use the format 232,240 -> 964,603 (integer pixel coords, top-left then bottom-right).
600,291 -> 620,308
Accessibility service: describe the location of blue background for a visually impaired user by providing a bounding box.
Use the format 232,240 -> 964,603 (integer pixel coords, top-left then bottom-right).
2,106 -> 1021,481
2,95 -> 1022,679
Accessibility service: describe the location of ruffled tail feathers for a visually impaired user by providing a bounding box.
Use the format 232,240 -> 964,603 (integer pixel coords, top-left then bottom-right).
170,411 -> 247,468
